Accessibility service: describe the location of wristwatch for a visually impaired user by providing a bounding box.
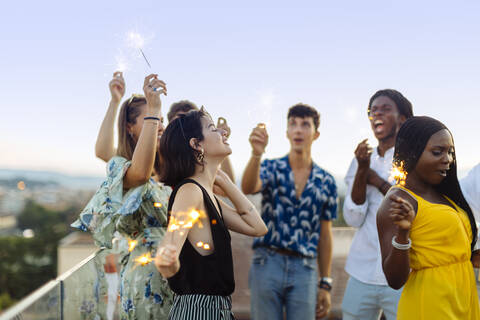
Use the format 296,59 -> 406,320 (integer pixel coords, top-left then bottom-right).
318,277 -> 333,291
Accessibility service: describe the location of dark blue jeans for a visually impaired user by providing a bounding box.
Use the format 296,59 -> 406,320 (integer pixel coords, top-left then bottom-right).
249,247 -> 318,320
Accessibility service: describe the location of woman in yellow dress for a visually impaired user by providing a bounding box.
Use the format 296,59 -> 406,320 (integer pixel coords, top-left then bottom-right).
377,116 -> 480,319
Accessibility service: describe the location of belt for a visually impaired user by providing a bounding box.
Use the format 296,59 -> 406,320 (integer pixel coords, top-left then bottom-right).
267,246 -> 304,258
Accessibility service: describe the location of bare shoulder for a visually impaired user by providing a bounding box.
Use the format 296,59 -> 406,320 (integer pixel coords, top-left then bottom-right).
387,187 -> 418,208
172,183 -> 203,212
377,187 -> 417,222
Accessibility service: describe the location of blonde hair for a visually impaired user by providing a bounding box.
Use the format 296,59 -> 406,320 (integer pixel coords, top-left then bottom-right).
117,95 -> 162,174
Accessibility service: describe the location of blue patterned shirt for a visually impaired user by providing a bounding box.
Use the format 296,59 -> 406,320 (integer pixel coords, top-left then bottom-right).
253,155 -> 338,258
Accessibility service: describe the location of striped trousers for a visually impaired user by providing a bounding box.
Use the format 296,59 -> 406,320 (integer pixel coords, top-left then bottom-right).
168,294 -> 235,319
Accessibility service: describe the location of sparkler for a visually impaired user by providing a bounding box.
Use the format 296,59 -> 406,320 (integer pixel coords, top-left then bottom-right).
115,53 -> 128,73
126,31 -> 152,68
134,252 -> 153,266
196,241 -> 211,250
128,239 -> 138,252
391,161 -> 408,186
167,209 -> 210,249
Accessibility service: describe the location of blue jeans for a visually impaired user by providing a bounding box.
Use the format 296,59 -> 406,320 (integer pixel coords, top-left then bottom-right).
249,247 -> 318,320
342,276 -> 402,320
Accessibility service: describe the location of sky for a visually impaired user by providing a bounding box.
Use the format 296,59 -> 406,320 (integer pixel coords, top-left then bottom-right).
1,0 -> 480,180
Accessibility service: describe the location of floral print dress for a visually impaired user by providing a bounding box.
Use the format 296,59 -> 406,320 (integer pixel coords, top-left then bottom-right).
72,156 -> 174,320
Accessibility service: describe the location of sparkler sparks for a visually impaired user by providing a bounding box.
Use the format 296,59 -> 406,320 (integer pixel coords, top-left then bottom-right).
114,53 -> 129,73
134,253 -> 153,266
196,241 -> 211,250
167,209 -> 208,248
126,31 -> 152,68
391,161 -> 408,186
128,239 -> 138,252
154,202 -> 163,208
168,209 -> 206,233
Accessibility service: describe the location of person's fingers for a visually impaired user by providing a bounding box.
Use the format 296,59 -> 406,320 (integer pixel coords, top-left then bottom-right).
153,88 -> 166,95
143,74 -> 157,88
252,127 -> 266,136
250,131 -> 266,141
389,211 -> 406,220
110,79 -> 123,89
316,308 -> 327,318
249,136 -> 266,145
389,195 -> 406,204
151,79 -> 167,90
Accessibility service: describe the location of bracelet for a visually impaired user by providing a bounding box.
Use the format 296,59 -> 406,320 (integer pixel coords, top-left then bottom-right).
144,116 -> 160,121
251,153 -> 263,159
392,236 -> 412,250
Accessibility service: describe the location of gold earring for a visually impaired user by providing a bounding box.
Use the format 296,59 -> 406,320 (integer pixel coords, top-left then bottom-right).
197,149 -> 205,163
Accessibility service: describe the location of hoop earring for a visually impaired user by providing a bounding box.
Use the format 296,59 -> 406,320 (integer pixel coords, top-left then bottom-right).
196,149 -> 205,164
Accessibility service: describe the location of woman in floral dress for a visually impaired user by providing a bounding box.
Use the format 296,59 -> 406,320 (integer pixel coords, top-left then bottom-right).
73,74 -> 173,319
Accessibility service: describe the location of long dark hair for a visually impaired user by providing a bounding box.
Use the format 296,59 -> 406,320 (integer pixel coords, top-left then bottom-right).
159,109 -> 208,187
394,116 -> 477,250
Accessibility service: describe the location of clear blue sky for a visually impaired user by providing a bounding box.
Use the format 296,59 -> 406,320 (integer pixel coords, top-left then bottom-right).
1,0 -> 479,179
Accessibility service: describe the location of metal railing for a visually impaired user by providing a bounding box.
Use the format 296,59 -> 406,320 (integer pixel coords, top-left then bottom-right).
0,249 -> 118,320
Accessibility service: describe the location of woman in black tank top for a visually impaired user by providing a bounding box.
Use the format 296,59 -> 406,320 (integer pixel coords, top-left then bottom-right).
154,109 -> 268,319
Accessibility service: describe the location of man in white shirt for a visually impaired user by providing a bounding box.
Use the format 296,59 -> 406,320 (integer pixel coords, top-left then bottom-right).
461,163 -> 480,221
460,163 -> 480,295
342,89 -> 413,320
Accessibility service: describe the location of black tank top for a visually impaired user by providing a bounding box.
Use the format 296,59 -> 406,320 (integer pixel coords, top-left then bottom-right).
167,179 -> 235,296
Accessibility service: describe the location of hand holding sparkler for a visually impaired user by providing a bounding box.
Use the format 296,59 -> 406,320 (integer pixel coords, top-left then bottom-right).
155,208 -> 210,278
154,244 -> 180,278
388,194 -> 415,231
249,123 -> 269,157
109,71 -> 125,103
354,139 -> 373,169
143,74 -> 167,115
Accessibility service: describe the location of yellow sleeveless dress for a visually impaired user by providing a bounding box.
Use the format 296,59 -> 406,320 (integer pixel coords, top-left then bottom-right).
395,186 -> 480,320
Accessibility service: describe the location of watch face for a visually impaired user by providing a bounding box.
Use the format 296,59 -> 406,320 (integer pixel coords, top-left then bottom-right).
321,277 -> 333,285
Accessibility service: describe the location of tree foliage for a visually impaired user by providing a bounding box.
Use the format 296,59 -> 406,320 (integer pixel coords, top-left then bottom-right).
0,200 -> 82,309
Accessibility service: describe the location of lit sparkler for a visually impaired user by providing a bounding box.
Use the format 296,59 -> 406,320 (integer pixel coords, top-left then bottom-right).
126,31 -> 152,68
247,90 -> 274,128
167,209 -> 209,248
168,209 -> 206,232
114,53 -> 129,73
134,252 -> 153,266
128,239 -> 138,252
196,241 -> 211,250
391,161 -> 408,186
154,202 -> 163,208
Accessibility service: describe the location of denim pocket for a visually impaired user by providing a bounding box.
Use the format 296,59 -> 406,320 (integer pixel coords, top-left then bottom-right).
252,248 -> 267,265
302,257 -> 317,270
